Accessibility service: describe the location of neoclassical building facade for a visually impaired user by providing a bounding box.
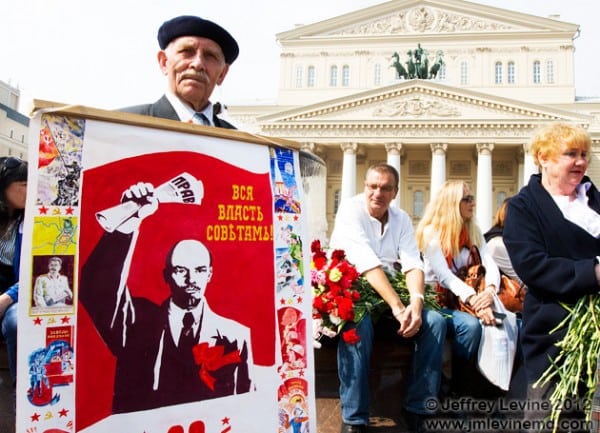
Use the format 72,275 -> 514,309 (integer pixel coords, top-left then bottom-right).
228,0 -> 600,236
0,80 -> 28,159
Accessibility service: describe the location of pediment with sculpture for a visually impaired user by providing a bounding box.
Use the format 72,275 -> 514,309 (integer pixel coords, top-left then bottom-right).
324,4 -> 523,36
257,80 -> 590,125
277,0 -> 574,41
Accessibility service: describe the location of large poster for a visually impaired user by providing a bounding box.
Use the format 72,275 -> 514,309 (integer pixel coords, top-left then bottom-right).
16,106 -> 316,433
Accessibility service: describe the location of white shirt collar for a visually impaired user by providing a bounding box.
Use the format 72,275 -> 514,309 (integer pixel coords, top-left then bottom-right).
168,299 -> 203,342
164,91 -> 214,125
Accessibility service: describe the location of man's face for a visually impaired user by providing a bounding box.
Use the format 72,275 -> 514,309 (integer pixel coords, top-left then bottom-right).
364,170 -> 398,220
48,259 -> 61,273
165,240 -> 212,309
158,36 -> 230,112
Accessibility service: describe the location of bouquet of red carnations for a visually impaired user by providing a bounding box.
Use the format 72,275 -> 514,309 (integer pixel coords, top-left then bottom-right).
310,240 -> 441,347
310,240 -> 361,346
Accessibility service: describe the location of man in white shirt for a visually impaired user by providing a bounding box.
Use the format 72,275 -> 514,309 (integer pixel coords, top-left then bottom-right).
330,163 -> 446,433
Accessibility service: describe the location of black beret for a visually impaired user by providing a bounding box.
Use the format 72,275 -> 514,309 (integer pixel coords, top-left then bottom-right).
157,15 -> 239,64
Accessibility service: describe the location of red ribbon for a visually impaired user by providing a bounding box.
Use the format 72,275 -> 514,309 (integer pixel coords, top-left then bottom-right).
192,343 -> 241,390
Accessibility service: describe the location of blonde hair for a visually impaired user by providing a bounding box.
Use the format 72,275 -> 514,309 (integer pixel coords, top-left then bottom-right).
415,180 -> 484,257
530,123 -> 591,169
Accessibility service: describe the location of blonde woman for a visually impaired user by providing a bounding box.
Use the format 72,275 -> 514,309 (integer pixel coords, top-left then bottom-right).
415,180 -> 500,395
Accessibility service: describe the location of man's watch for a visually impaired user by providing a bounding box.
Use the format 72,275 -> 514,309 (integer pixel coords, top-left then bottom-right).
410,293 -> 425,303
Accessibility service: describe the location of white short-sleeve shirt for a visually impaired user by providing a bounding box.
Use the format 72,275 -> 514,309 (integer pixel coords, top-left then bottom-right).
329,193 -> 423,274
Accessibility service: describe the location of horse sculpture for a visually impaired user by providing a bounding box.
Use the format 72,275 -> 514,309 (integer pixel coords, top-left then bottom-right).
418,55 -> 429,79
391,51 -> 408,79
406,50 -> 416,78
429,50 -> 445,79
391,46 -> 445,80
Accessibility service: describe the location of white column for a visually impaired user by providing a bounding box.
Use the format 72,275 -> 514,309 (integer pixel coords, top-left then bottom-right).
340,142 -> 358,201
517,148 -> 524,190
385,142 -> 403,208
430,143 -> 447,198
476,143 -> 494,232
522,142 -> 538,185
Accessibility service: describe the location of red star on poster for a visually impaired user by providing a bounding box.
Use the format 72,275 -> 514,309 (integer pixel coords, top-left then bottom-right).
38,205 -> 48,215
65,206 -> 74,215
30,412 -> 40,422
278,214 -> 284,221
297,296 -> 303,303
58,408 -> 69,417
293,215 -> 299,221
33,317 -> 42,325
61,316 -> 70,324
221,417 -> 230,425
280,298 -> 286,305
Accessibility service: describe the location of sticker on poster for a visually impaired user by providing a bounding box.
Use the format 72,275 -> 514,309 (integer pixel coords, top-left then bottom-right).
36,114 -> 85,207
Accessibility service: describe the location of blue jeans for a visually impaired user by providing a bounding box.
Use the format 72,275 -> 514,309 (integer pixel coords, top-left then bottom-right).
337,309 -> 446,424
1,302 -> 18,384
441,308 -> 481,361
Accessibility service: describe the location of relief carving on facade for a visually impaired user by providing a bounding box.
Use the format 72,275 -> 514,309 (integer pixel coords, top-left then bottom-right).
373,96 -> 461,117
259,124 -> 538,140
330,6 -> 517,36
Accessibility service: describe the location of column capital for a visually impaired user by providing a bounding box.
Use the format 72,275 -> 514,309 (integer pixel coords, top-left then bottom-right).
430,143 -> 448,155
476,143 -> 494,154
341,142 -> 359,154
301,142 -> 324,156
384,142 -> 403,156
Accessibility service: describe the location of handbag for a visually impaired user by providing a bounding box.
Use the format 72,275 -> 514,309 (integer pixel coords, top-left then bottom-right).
477,294 -> 518,391
439,245 -> 486,316
497,273 -> 525,313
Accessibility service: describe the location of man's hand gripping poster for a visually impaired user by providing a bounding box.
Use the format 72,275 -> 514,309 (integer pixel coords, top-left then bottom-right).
16,104 -> 317,433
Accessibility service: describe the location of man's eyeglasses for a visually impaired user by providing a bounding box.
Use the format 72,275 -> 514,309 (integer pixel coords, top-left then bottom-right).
461,195 -> 475,204
0,157 -> 24,179
365,183 -> 396,193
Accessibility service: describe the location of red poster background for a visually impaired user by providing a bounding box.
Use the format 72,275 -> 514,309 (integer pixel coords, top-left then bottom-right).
76,151 -> 275,429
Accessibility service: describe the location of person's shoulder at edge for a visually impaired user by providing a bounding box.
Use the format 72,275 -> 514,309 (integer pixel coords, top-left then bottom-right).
388,204 -> 412,220
335,193 -> 364,214
118,96 -> 170,116
119,103 -> 153,115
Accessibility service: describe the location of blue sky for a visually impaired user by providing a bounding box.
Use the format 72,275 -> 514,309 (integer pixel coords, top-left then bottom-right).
1,0 -> 598,113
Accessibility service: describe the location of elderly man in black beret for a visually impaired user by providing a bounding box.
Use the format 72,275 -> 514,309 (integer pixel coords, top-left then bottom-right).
122,15 -> 238,129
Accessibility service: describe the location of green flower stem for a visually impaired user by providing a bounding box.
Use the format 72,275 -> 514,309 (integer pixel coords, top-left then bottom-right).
535,295 -> 600,432
353,270 -> 441,324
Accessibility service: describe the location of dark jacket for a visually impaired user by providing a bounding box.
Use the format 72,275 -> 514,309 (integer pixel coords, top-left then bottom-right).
80,231 -> 251,413
0,217 -> 22,301
504,174 -> 600,382
121,95 -> 237,129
